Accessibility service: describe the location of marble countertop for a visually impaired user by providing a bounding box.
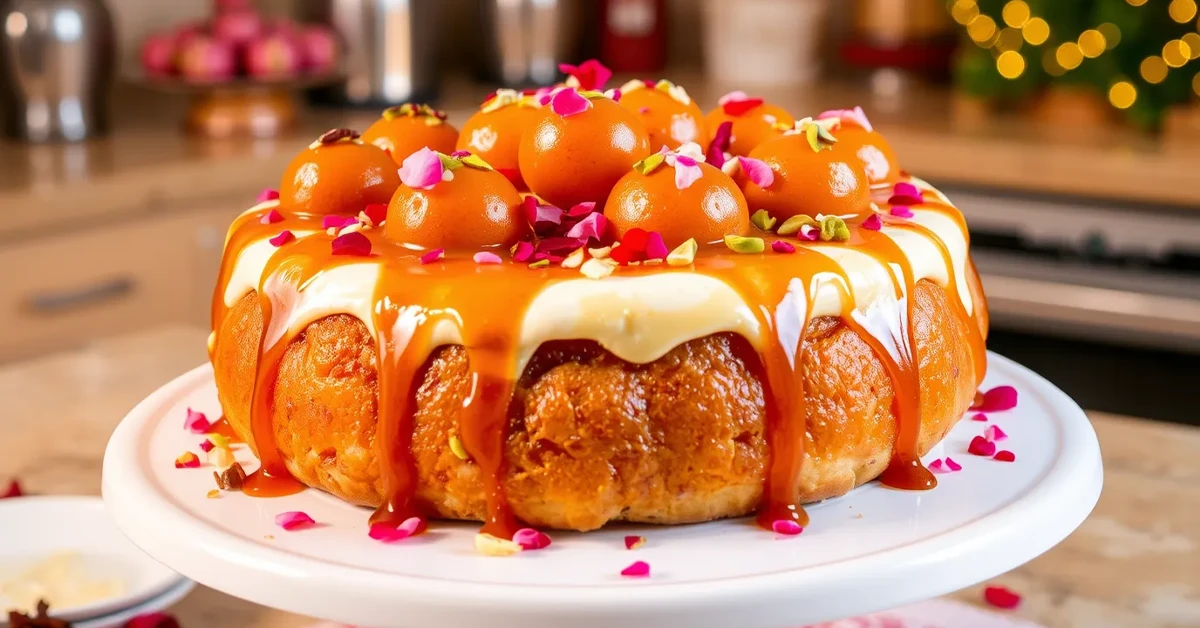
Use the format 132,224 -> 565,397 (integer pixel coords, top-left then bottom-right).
1,326 -> 1197,627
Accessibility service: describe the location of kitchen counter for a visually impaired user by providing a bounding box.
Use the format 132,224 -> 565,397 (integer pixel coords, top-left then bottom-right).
0,326 -> 1197,627
3,77 -> 1199,243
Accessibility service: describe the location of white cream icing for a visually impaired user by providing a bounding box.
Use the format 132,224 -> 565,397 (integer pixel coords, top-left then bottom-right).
219,183 -> 972,372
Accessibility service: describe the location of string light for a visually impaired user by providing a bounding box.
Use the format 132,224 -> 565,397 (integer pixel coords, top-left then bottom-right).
1140,56 -> 1169,84
1183,33 -> 1200,59
1079,29 -> 1107,58
1002,1 -> 1031,28
997,50 -> 1027,79
1023,17 -> 1050,45
1163,40 -> 1190,67
1126,0 -> 1148,6
997,27 -> 1024,51
1097,23 -> 1122,50
967,15 -> 998,44
1169,0 -> 1197,23
1043,49 -> 1065,76
951,0 -> 980,25
1056,43 -> 1084,70
1108,81 -> 1137,109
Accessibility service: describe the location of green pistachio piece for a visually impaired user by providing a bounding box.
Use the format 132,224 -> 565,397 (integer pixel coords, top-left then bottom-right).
633,152 -> 666,175
460,154 -> 494,171
723,234 -> 765,254
750,209 -> 777,232
776,214 -> 818,236
820,216 -> 851,242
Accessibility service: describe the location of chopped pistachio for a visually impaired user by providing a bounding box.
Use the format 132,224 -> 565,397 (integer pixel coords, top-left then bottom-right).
776,214 -> 818,236
460,154 -> 493,171
820,216 -> 851,242
528,259 -> 551,269
750,209 -> 777,232
438,153 -> 463,171
588,245 -> 613,259
666,238 -> 698,266
633,152 -> 666,176
562,247 -> 585,269
723,234 -> 765,254
581,257 -> 617,279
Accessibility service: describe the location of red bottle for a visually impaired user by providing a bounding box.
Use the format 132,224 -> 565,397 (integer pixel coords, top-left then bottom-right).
599,0 -> 667,73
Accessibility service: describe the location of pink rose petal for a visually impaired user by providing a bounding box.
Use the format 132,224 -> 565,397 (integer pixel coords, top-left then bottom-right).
184,408 -> 211,434
331,232 -> 372,257
621,561 -> 651,577
994,450 -> 1016,462
889,206 -> 915,218
817,106 -> 874,132
473,251 -> 503,265
568,201 -> 597,217
512,528 -> 552,550
256,188 -> 280,203
984,585 -> 1022,609
645,231 -> 669,260
889,181 -> 925,206
368,517 -> 427,542
771,240 -> 795,254
607,89 -> 622,102
269,230 -> 295,247
538,236 -> 589,254
260,209 -> 284,225
450,150 -> 472,158
511,240 -> 535,262
737,156 -> 774,189
928,459 -> 945,473
363,203 -> 388,226
718,91 -> 765,116
419,248 -> 445,264
798,224 -> 820,241
968,435 -> 997,457
971,385 -> 1018,412
199,440 -> 214,453
398,147 -> 444,189
565,212 -> 609,242
862,214 -> 883,231
558,59 -> 612,91
322,215 -> 358,230
717,90 -> 749,107
3,480 -> 24,498
624,535 -> 646,550
771,519 -> 804,536
983,425 -> 1008,442
275,511 -> 316,531
124,612 -> 180,628
706,121 -> 733,168
945,457 -> 962,471
673,160 -> 703,190
550,87 -> 592,118
970,413 -> 988,422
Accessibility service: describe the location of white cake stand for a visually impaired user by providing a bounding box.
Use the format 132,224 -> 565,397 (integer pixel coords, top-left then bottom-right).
102,353 -> 1101,628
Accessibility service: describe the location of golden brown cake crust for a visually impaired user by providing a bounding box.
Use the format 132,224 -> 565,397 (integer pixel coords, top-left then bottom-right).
213,270 -> 987,531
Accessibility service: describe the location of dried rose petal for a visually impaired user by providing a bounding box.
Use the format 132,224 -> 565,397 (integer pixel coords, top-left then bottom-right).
512,528 -> 552,551
772,520 -> 804,536
994,450 -> 1016,462
970,413 -> 988,422
798,224 -> 820,241
737,156 -> 774,189
419,248 -> 445,264
332,231 -> 372,257
532,200 -> 563,227
275,511 -> 316,531
718,91 -> 765,116
621,560 -> 651,577
771,240 -> 796,254
550,87 -> 592,118
199,440 -> 215,453
606,88 -> 622,102
644,231 -> 669,260
260,209 -> 284,225
706,121 -> 733,168
369,517 -> 427,542
968,435 -> 997,457
538,236 -> 589,254
673,157 -> 703,190
568,201 -> 597,218
945,457 -> 962,471
862,214 -> 883,231
559,59 -> 612,91
256,188 -> 280,203
2,480 -> 23,498
983,425 -> 1008,441
511,240 -> 535,262
566,212 -> 608,241
889,181 -> 925,206
399,147 -> 444,189
184,408 -> 211,433
363,203 -> 388,226
624,535 -> 646,550
889,206 -> 915,218
928,459 -> 945,473
473,251 -> 503,265
269,230 -> 295,247
124,612 -> 180,628
174,452 -> 200,469
971,385 -> 1018,412
817,106 -> 874,132
322,215 -> 357,230
450,149 -> 472,158
984,585 -> 1022,609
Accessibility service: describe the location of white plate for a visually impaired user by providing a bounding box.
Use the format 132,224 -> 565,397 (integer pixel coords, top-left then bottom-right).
75,578 -> 195,628
102,353 -> 1102,628
0,496 -> 186,623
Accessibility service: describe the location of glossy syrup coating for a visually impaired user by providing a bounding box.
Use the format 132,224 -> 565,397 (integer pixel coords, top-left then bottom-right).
834,126 -> 901,185
279,138 -> 401,215
741,134 -> 870,220
456,102 -> 541,190
517,97 -> 652,209
384,165 -> 528,250
618,87 -> 709,152
362,110 -> 460,166
606,163 -> 749,245
705,102 -> 795,157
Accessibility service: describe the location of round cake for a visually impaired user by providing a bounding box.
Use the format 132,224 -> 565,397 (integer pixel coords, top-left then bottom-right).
209,63 -> 988,540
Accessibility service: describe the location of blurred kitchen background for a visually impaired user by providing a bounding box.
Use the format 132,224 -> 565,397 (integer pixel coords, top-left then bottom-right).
1,0 -> 1198,424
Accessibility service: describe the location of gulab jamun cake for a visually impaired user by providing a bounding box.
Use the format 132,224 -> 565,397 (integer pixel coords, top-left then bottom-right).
208,64 -> 988,540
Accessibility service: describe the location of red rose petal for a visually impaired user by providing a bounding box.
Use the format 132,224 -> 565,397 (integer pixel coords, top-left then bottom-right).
645,231 -> 669,260
862,214 -> 883,231
889,181 -> 925,206
737,156 -> 775,189
928,458 -> 945,473
275,511 -> 316,531
971,385 -> 1019,412
984,585 -> 1022,609
363,203 -> 388,226
621,561 -> 650,577
983,425 -> 1008,442
566,212 -> 608,241
558,59 -> 612,91
269,230 -> 295,247
771,240 -> 795,254
260,209 -> 284,225
369,517 -> 427,542
568,202 -> 597,218
199,440 -> 214,453
968,435 -> 997,457
889,205 -> 915,218
970,412 -> 988,422
550,87 -> 592,118
124,612 -> 181,628
256,188 -> 280,203
419,248 -> 445,264
184,408 -> 211,434
322,215 -> 357,230
2,480 -> 23,499
945,457 -> 962,471
706,121 -> 733,168
512,528 -> 552,551
624,535 -> 646,550
771,520 -> 803,536
994,450 -> 1016,462
331,231 -> 372,257
511,241 -> 535,262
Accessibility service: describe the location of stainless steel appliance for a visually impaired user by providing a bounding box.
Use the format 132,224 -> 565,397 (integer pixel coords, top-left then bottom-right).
478,0 -> 584,86
0,0 -> 115,142
298,0 -> 441,106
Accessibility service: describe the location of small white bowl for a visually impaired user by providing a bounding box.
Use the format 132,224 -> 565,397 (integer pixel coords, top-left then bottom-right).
0,496 -> 186,622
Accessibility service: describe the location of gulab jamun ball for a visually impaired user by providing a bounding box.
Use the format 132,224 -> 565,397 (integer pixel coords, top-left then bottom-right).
362,104 -> 459,166
278,129 -> 400,215
606,145 -> 749,245
616,79 -> 709,152
385,149 -> 528,250
455,90 -> 542,190
817,107 -> 901,185
517,89 -> 652,209
706,91 -> 795,157
208,66 -> 989,545
740,120 -> 871,220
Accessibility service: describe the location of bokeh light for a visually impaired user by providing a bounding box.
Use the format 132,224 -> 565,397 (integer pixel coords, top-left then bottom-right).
997,27 -> 1025,51
1183,33 -> 1200,59
1169,0 -> 1197,23
1043,49 -> 1065,76
968,15 -> 998,44
1140,56 -> 1169,84
1056,43 -> 1084,70
1079,30 -> 1107,58
1097,23 -> 1122,50
1108,81 -> 1137,109
1002,1 -> 1031,28
1023,18 -> 1050,46
997,50 -> 1027,79
951,0 -> 980,25
1163,40 -> 1190,67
